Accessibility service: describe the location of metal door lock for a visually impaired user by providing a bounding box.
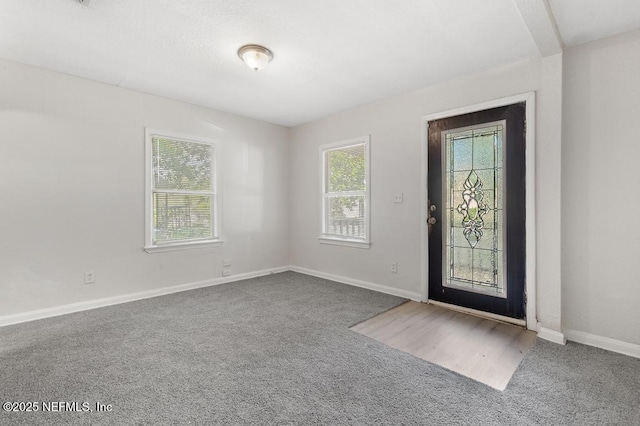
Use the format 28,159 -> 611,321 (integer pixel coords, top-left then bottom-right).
427,200 -> 437,233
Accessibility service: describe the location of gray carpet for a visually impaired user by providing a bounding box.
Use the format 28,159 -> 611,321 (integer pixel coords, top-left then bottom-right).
1,271 -> 638,425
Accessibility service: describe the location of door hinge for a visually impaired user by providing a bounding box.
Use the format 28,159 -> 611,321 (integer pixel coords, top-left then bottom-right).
524,119 -> 527,134
524,291 -> 528,306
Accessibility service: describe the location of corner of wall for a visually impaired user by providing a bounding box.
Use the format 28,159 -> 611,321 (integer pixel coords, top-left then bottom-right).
285,125 -> 295,267
537,323 -> 567,345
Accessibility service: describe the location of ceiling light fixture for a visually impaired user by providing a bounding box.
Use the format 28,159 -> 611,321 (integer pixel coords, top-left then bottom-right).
237,44 -> 273,71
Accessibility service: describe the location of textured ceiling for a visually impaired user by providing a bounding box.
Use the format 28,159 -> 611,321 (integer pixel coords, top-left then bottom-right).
548,0 -> 640,47
0,1 -> 638,127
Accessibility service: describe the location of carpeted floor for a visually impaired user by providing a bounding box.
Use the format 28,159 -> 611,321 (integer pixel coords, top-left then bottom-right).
1,271 -> 638,425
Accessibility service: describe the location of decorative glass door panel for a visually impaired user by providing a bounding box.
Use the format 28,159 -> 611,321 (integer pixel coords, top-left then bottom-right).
427,103 -> 526,320
443,121 -> 506,298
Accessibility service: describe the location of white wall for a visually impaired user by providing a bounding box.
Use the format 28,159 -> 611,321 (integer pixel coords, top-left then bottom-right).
0,59 -> 289,317
3,32 -> 638,351
4,27 -> 640,353
289,56 -> 564,333
562,30 -> 640,346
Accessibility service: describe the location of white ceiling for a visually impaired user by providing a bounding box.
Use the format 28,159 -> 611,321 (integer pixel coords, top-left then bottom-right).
548,0 -> 640,47
0,1 -> 638,127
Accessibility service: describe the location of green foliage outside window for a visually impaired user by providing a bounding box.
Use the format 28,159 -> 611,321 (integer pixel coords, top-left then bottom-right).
152,137 -> 214,243
326,145 -> 366,218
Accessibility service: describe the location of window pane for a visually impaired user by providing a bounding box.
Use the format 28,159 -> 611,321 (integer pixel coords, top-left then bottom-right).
326,195 -> 365,239
153,193 -> 213,243
472,133 -> 495,170
443,123 -> 505,297
326,144 -> 366,193
451,246 -> 473,281
452,135 -> 472,171
152,136 -> 212,191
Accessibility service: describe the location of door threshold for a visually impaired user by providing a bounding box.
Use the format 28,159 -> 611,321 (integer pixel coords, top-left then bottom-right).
427,299 -> 526,327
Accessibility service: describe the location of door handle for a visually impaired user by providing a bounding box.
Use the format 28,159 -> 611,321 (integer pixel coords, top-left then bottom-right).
427,200 -> 437,233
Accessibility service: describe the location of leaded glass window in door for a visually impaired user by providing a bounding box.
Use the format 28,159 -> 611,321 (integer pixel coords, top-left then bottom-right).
442,121 -> 506,297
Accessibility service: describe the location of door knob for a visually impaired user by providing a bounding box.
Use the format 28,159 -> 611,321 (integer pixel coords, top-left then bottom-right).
427,199 -> 437,234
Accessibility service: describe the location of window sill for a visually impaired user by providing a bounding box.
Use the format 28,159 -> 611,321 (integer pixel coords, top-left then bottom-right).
318,237 -> 371,249
144,239 -> 224,253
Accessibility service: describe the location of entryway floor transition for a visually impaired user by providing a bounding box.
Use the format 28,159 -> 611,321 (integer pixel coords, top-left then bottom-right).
351,301 -> 537,390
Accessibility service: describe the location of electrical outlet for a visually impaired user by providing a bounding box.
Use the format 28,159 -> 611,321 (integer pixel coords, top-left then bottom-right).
84,271 -> 95,284
222,268 -> 232,277
394,193 -> 403,203
390,262 -> 398,273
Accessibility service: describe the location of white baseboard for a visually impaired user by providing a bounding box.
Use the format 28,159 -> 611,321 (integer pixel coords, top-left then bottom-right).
4,265 -> 640,361
289,265 -> 422,301
0,266 -> 289,327
536,323 -> 567,345
565,329 -> 640,359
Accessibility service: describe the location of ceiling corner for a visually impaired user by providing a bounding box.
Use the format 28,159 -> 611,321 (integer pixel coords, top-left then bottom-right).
513,0 -> 563,56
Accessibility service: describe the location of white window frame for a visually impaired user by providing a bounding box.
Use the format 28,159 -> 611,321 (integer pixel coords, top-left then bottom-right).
144,128 -> 223,253
318,135 -> 371,249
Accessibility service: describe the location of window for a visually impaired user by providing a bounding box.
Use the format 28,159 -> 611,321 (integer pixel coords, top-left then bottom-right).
144,129 -> 221,252
319,136 -> 370,248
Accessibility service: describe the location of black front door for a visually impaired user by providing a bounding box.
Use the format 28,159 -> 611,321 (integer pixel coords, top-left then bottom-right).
428,103 -> 526,319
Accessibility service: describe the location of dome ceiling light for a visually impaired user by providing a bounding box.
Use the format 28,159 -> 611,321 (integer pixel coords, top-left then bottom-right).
237,44 -> 274,71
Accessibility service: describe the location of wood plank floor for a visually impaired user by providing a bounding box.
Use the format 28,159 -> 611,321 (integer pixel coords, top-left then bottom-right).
351,301 -> 537,390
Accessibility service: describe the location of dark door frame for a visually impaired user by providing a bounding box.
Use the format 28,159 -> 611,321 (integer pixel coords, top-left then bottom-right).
420,92 -> 537,331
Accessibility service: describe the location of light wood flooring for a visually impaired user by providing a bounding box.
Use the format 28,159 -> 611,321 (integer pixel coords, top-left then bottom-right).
351,301 -> 537,390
